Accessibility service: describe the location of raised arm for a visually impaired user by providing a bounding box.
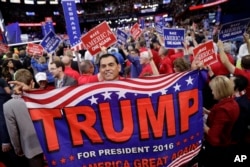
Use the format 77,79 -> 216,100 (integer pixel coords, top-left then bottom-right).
217,40 -> 235,74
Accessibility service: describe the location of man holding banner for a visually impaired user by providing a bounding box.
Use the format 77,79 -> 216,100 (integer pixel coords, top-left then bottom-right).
3,69 -> 44,167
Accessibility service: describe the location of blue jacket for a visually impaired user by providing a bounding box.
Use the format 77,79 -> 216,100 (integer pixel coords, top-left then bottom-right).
31,58 -> 54,83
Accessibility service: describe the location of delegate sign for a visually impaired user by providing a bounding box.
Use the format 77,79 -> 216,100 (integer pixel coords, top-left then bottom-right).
81,21 -> 117,55
130,23 -> 142,40
40,30 -> 61,53
219,18 -> 250,41
163,28 -> 185,49
26,43 -> 44,55
23,70 -> 205,167
193,40 -> 217,66
117,29 -> 128,45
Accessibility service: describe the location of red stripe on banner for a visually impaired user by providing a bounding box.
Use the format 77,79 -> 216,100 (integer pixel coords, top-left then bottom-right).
189,0 -> 228,11
71,43 -> 85,51
23,71 -> 189,108
168,145 -> 202,167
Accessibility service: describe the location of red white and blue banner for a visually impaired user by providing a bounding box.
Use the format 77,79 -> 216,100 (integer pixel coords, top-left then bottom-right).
23,70 -> 206,167
163,28 -> 185,49
61,0 -> 82,47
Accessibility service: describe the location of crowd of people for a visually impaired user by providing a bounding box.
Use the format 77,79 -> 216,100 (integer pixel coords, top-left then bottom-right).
0,18 -> 250,167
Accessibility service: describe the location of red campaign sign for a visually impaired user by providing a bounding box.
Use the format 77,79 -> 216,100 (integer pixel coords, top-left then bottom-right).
26,43 -> 44,56
81,21 -> 117,55
193,40 -> 218,66
0,43 -> 9,53
130,23 -> 142,40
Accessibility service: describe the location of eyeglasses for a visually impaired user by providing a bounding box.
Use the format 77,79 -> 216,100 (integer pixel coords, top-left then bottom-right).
50,67 -> 57,71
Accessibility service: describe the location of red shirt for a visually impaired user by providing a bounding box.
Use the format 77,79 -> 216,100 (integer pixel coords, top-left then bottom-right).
78,74 -> 99,85
139,63 -> 153,77
151,49 -> 161,70
64,66 -> 80,81
159,56 -> 173,74
210,53 -> 234,76
170,51 -> 184,63
206,98 -> 240,147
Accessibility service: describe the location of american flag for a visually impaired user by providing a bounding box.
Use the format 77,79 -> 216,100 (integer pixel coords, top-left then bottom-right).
23,70 -> 206,167
71,42 -> 85,52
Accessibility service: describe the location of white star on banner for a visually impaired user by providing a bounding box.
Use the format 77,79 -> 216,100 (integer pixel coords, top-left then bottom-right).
116,91 -> 126,99
160,89 -> 168,95
148,92 -> 153,97
88,96 -> 98,105
102,91 -> 112,100
173,83 -> 181,92
186,76 -> 194,86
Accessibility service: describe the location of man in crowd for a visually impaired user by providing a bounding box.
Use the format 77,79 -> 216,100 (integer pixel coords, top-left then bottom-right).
3,69 -> 44,167
49,61 -> 77,88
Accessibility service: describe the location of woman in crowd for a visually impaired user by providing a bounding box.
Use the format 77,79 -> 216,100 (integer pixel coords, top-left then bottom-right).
1,59 -> 16,83
201,75 -> 240,167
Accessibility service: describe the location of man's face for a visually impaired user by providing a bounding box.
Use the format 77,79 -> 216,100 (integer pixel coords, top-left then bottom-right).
99,56 -> 121,81
39,80 -> 47,89
49,63 -> 60,78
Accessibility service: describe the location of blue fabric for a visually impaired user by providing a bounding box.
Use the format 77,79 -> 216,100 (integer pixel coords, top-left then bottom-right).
127,55 -> 142,78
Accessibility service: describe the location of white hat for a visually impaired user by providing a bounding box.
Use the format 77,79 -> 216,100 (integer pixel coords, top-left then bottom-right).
35,72 -> 47,83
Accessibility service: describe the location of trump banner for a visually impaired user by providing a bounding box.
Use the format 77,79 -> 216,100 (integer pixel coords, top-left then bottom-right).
23,70 -> 206,167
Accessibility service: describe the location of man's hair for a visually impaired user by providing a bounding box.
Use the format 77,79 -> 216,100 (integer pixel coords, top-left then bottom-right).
50,60 -> 65,71
241,55 -> 250,70
233,75 -> 248,92
130,48 -> 139,54
98,53 -> 119,68
139,40 -> 146,47
80,60 -> 93,74
14,69 -> 33,85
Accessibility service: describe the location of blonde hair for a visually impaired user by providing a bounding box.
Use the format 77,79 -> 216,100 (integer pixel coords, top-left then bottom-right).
173,57 -> 190,72
38,56 -> 46,64
53,56 -> 61,62
209,75 -> 234,100
12,53 -> 19,60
